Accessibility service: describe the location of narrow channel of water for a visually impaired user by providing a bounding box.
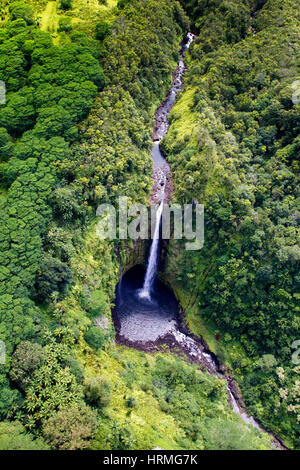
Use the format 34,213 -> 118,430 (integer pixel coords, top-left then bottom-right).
139,200 -> 164,300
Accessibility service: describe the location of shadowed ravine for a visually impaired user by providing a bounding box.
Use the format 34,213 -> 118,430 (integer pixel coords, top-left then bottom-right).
113,34 -> 286,450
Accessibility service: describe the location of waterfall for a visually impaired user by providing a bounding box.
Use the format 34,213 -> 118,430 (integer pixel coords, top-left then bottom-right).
139,200 -> 164,301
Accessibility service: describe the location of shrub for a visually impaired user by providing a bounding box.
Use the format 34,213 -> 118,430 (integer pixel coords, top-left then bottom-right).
202,418 -> 269,450
125,397 -> 136,408
0,421 -> 49,450
86,289 -> 108,318
64,357 -> 84,384
95,21 -> 110,41
34,255 -> 72,302
58,17 -> 73,33
117,0 -> 130,9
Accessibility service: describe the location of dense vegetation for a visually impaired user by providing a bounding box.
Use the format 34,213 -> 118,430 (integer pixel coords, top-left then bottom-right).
0,0 -> 297,451
0,0 -> 187,449
163,0 -> 299,448
1,0 -> 267,452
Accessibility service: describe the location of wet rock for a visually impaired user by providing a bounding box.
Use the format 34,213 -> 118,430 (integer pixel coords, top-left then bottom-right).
94,316 -> 109,330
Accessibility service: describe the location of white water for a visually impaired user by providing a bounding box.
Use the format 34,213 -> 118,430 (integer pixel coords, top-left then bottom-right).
139,34 -> 196,301
139,200 -> 164,300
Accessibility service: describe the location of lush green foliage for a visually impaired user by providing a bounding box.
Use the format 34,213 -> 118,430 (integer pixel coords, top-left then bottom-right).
59,0 -> 72,11
84,326 -> 106,350
0,0 -> 105,437
180,0 -> 253,47
163,0 -> 299,448
95,20 -> 110,40
9,341 -> 44,391
0,4 -> 105,363
0,0 -> 210,451
0,0 -> 294,451
0,421 -> 49,449
42,403 -> 98,450
9,1 -> 35,25
89,350 -> 271,450
84,375 -> 111,407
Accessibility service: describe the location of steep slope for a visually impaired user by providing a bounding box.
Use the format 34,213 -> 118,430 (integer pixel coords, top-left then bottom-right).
162,0 -> 300,448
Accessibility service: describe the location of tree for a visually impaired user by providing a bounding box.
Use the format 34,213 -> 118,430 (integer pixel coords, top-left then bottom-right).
9,2 -> 35,25
84,376 -> 111,407
95,21 -> 110,41
0,88 -> 36,135
256,265 -> 273,283
0,421 -> 48,450
0,383 -> 23,420
24,341 -> 83,425
42,403 -> 97,450
0,127 -> 13,160
59,0 -> 72,11
84,326 -> 105,351
257,354 -> 278,373
33,106 -> 73,139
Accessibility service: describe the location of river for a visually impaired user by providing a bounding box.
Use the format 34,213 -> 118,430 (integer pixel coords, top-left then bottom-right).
113,33 -> 286,450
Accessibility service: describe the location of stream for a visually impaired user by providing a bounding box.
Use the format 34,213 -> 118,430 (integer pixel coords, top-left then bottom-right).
113,34 -> 286,450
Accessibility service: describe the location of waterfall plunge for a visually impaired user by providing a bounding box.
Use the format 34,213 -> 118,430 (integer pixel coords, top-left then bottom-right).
139,200 -> 164,301
139,32 -> 196,302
